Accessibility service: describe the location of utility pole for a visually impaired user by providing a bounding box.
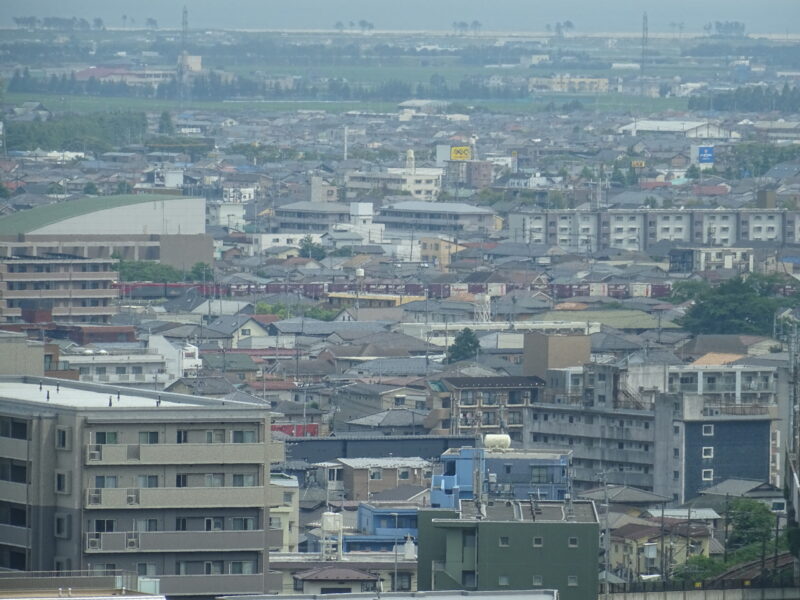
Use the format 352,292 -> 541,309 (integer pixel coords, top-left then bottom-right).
598,470 -> 610,599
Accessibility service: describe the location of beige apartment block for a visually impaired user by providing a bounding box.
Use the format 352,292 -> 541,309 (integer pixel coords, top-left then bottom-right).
0,376 -> 284,597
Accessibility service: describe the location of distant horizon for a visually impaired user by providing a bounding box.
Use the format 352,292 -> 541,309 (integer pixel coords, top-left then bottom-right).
1,0 -> 798,35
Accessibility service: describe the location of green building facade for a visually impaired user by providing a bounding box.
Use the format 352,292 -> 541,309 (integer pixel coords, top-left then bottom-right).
418,500 -> 599,600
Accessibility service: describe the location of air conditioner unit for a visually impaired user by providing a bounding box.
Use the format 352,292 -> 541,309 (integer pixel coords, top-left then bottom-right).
126,538 -> 138,549
88,450 -> 101,461
88,493 -> 101,505
126,494 -> 138,505
87,537 -> 100,550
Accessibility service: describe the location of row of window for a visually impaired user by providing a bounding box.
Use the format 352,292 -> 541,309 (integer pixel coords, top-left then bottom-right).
88,516 -> 257,534
91,560 -> 258,577
90,472 -> 260,489
498,575 -> 578,587
89,429 -> 257,445
495,535 -> 579,548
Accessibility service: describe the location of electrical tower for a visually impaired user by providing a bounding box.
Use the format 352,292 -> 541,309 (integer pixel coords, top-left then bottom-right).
640,12 -> 648,97
177,5 -> 189,108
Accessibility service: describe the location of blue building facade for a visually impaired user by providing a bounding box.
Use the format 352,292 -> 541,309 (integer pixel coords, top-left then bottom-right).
431,446 -> 572,508
683,419 -> 771,501
306,504 -> 419,553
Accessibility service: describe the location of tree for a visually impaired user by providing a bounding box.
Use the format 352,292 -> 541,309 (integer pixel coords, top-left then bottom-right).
145,17 -> 158,29
187,262 -> 213,282
728,498 -> 773,551
158,111 -> 175,135
334,21 -> 344,32
447,327 -> 481,363
299,235 -> 326,261
0,184 -> 10,199
116,181 -> 133,194
686,164 -> 701,180
679,276 -> 790,335
470,20 -> 482,35
83,181 -> 99,195
93,17 -> 104,30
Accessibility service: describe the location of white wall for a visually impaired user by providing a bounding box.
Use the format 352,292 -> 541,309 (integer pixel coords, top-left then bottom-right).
33,197 -> 206,236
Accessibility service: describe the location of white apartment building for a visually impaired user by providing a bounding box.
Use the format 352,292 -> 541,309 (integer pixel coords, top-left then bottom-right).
345,167 -> 443,200
509,207 -> 800,253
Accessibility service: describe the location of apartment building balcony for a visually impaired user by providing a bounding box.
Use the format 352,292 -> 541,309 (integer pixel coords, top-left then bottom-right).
0,523 -> 29,548
1,271 -> 117,281
52,306 -> 115,316
84,529 -> 282,553
79,373 -> 169,386
0,289 -> 118,299
0,480 -> 28,504
0,435 -> 28,461
85,486 -> 267,509
85,442 -> 281,465
158,572 -> 282,596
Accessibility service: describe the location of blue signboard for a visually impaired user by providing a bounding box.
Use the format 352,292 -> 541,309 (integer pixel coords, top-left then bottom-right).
698,146 -> 714,163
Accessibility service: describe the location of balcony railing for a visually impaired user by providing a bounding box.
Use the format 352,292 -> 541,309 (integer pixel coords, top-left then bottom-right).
85,486 -> 267,509
85,442 -> 268,465
85,529 -> 279,553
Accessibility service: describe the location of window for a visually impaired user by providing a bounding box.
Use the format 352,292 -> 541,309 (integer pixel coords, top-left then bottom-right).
702,424 -> 714,436
205,473 -> 224,487
175,518 -> 187,531
673,448 -> 680,458
498,576 -> 510,586
283,492 -> 293,504
94,519 -> 115,533
230,561 -> 255,575
205,517 -> 224,531
568,537 -> 579,548
398,469 -> 410,480
94,475 -> 117,489
176,474 -> 188,488
204,561 -> 223,575
56,427 -> 71,450
240,329 -> 251,336
137,475 -> 158,488
137,563 -> 156,577
139,431 -> 159,444
232,430 -> 256,443
533,536 -> 543,547
54,514 -> 70,538
232,517 -> 255,530
532,575 -> 543,586
369,468 -> 382,480
206,429 -> 224,443
115,367 -> 127,375
94,431 -> 117,445
567,576 -> 578,587
233,473 -> 256,487
0,417 -> 28,440
55,471 -> 68,493
176,430 -> 188,444
499,536 -> 510,547
702,469 -> 714,481
92,564 -> 116,576
530,466 -> 551,484
702,447 -> 714,459
392,573 -> 412,591
135,519 -> 158,532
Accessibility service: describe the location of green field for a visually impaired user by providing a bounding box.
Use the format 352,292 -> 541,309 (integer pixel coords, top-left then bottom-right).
3,92 -> 397,114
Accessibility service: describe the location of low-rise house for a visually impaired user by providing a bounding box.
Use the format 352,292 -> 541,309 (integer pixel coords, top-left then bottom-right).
336,457 -> 433,501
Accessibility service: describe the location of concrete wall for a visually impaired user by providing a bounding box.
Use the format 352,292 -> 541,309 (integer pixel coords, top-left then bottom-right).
0,333 -> 44,376
523,333 -> 590,379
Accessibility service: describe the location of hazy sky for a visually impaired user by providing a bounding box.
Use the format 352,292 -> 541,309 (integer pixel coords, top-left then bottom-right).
1,0 -> 798,33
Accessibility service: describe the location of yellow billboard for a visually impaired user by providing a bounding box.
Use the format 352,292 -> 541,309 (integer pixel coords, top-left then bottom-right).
450,146 -> 472,161
631,160 -> 646,168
